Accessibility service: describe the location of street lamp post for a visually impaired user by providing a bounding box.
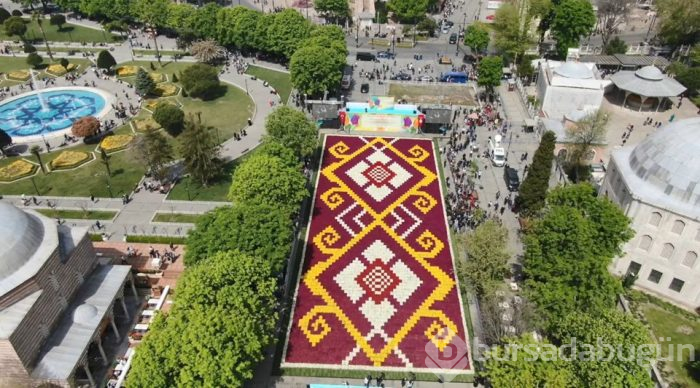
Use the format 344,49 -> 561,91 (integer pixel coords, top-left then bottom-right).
245,78 -> 249,95
185,179 -> 191,201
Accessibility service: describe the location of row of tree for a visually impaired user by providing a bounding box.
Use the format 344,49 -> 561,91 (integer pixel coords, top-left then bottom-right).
480,184 -> 653,387
127,107 -> 317,387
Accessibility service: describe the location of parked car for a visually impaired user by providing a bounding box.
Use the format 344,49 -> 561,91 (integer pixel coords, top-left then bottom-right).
449,33 -> 458,44
504,166 -> 520,191
356,52 -> 377,61
441,25 -> 450,34
439,56 -> 453,64
391,73 -> 412,81
377,51 -> 395,59
419,75 -> 434,82
360,83 -> 370,93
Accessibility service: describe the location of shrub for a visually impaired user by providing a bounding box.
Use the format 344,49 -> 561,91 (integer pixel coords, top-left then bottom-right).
26,53 -> 43,69
71,116 -> 100,137
135,68 -> 156,96
152,103 -> 185,136
23,43 -> 36,53
0,7 -> 10,24
171,73 -> 178,82
125,235 -> 187,244
96,50 -> 117,70
59,57 -> 69,69
180,63 -> 222,100
11,10 -> 22,16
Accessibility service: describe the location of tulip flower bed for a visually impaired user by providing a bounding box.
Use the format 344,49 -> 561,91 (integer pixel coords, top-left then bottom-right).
50,151 -> 92,170
0,159 -> 37,182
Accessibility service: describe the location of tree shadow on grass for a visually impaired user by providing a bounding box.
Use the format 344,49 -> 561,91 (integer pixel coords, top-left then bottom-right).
685,358 -> 700,383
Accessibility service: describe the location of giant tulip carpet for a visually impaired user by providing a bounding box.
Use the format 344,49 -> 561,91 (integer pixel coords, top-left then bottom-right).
283,135 -> 471,374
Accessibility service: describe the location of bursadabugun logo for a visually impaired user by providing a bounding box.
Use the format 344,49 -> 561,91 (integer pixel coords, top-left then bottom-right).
424,327 -> 469,382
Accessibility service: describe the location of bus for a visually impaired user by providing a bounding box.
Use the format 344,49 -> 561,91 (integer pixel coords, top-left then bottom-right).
440,71 -> 468,83
341,65 -> 353,90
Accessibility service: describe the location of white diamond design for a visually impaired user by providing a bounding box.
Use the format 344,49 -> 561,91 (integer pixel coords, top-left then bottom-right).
365,184 -> 393,202
360,299 -> 396,329
362,240 -> 394,264
346,160 -> 370,187
388,162 -> 412,188
334,258 -> 366,303
390,260 -> 422,305
366,149 -> 392,165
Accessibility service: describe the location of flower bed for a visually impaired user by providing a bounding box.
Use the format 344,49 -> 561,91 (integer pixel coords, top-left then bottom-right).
144,99 -> 177,112
46,63 -> 77,76
7,70 -> 30,81
100,134 -> 134,152
0,159 -> 37,182
154,83 -> 180,97
150,72 -> 166,83
50,151 -> 92,170
133,117 -> 161,132
116,65 -> 140,77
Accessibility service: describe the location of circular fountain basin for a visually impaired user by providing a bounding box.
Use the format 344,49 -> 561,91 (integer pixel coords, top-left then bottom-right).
0,87 -> 113,143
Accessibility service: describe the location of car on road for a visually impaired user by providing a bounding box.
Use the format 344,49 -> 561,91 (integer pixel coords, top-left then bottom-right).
418,75 -> 434,82
439,56 -> 453,65
390,73 -> 412,81
360,83 -> 370,93
441,25 -> 450,34
449,33 -> 458,44
445,20 -> 454,27
504,166 -> 520,191
356,52 -> 377,61
377,51 -> 395,59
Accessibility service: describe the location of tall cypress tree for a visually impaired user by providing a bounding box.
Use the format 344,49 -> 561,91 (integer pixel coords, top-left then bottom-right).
178,114 -> 222,186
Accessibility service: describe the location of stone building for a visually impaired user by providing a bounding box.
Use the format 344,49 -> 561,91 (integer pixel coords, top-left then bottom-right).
0,202 -> 135,387
601,118 -> 700,310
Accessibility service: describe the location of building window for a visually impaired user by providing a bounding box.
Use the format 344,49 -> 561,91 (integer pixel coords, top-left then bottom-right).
670,278 -> 685,293
648,212 -> 662,227
648,269 -> 663,284
661,243 -> 675,259
672,220 -> 686,235
626,261 -> 642,276
639,235 -> 653,251
682,252 -> 698,268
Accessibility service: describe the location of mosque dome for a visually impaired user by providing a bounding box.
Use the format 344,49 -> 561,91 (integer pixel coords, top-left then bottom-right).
553,62 -> 594,79
0,202 -> 45,281
73,304 -> 99,325
628,117 -> 700,205
635,65 -> 664,81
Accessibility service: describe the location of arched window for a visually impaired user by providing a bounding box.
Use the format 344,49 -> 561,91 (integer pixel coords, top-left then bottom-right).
672,220 -> 686,235
661,243 -> 675,259
682,252 -> 698,268
639,235 -> 653,251
648,212 -> 662,227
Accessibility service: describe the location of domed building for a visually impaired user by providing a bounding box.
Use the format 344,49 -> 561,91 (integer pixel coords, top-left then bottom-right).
0,202 -> 134,387
534,59 -> 612,120
602,118 -> 700,309
610,65 -> 686,111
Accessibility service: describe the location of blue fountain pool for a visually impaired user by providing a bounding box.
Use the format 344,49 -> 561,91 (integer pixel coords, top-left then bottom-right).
0,89 -> 108,137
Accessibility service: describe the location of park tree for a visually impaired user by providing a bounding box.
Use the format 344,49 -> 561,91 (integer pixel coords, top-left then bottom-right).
176,28 -> 198,50
96,50 -> 117,71
185,204 -> 293,272
514,131 -> 556,215
152,103 -> 185,136
388,0 -> 429,23
180,63 -> 222,100
4,16 -> 27,40
228,7 -> 261,50
603,36 -> 628,54
479,291 -> 538,345
314,0 -> 349,22
135,68 -> 156,96
166,3 -> 195,32
255,140 -> 299,168
523,184 -> 632,325
565,109 -> 608,181
254,13 -> 275,53
30,145 -> 46,174
264,106 -> 318,159
178,115 -> 222,186
0,129 -> 12,156
481,335 -> 575,387
71,116 -> 100,137
0,8 -> 12,24
656,0 -> 700,46
464,21 -> 490,56
132,129 -> 174,181
456,220 -> 510,296
31,12 -> 53,60
551,0 -> 596,58
290,45 -> 345,98
477,56 -> 503,94
228,153 -> 308,214
26,52 -> 43,69
597,0 -> 633,47
552,310 -> 656,387
59,57 -> 69,70
49,14 -> 66,31
215,6 -> 245,47
188,2 -> 220,39
134,0 -> 170,63
190,40 -> 226,64
128,251 -> 278,388
299,25 -> 348,58
266,9 -> 311,59
416,16 -> 438,37
493,3 -> 533,60
671,64 -> 700,95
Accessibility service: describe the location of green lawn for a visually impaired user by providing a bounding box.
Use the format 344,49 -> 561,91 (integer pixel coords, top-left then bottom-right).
642,303 -> 700,387
167,161 -> 237,202
152,212 -> 203,223
0,56 -> 92,87
35,208 -> 117,220
133,49 -> 189,57
0,126 -> 144,197
245,65 -> 292,104
0,19 -> 120,43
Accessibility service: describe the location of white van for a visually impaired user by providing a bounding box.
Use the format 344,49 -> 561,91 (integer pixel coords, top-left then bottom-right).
489,135 -> 506,167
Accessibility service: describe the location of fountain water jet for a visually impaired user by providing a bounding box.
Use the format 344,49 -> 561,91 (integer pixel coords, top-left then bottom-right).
29,68 -> 49,111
